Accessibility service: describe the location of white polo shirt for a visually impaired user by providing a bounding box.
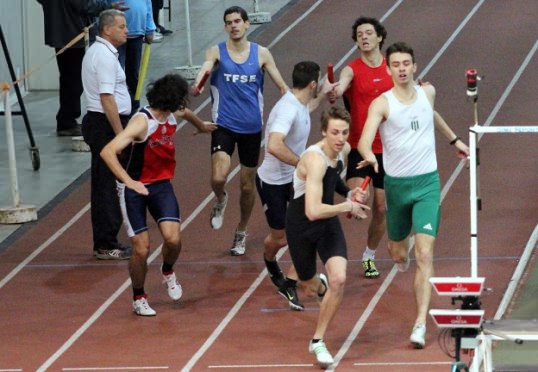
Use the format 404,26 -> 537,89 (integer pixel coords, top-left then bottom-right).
81,36 -> 131,115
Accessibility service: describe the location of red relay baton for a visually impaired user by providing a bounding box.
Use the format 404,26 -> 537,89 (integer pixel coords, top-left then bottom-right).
327,63 -> 336,104
347,176 -> 371,219
194,70 -> 210,94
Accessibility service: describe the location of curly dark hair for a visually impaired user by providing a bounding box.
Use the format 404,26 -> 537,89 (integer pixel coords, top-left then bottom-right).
351,16 -> 387,49
146,74 -> 189,112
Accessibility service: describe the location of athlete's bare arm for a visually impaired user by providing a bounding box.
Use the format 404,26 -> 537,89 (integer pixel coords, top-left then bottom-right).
357,95 -> 388,173
259,46 -> 289,94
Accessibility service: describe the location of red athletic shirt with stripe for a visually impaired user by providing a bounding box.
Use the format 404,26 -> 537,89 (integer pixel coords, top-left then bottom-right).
344,57 -> 393,153
126,107 -> 177,184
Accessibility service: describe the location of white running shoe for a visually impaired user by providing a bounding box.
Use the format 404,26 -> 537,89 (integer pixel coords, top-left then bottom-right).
309,340 -> 334,368
396,257 -> 410,272
230,230 -> 247,256
133,295 -> 156,316
162,271 -> 183,301
210,192 -> 228,230
410,323 -> 426,349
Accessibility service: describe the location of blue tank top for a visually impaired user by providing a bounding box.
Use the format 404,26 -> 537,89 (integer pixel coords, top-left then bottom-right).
210,42 -> 265,133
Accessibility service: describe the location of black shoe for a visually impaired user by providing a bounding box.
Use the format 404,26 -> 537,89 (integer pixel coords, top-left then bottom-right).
57,125 -> 82,137
94,248 -> 131,260
264,256 -> 286,288
158,25 -> 173,35
116,242 -> 132,252
278,283 -> 304,311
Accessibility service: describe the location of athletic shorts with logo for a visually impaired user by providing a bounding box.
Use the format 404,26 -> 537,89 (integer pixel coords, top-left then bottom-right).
384,170 -> 441,241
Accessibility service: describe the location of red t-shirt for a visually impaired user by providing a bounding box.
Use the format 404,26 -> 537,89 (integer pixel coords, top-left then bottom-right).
344,57 -> 393,152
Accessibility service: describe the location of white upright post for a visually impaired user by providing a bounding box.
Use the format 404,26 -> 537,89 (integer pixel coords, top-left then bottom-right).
469,128 -> 478,278
249,0 -> 271,24
174,0 -> 201,80
0,89 -> 37,224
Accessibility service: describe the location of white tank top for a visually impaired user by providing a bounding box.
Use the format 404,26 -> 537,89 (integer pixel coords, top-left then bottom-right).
380,86 -> 437,177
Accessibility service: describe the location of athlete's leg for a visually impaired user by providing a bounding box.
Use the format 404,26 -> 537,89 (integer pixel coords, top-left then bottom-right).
159,221 -> 182,265
313,256 -> 347,340
237,165 -> 257,231
413,232 -> 435,325
368,187 -> 386,248
129,231 -> 151,291
211,151 -> 231,203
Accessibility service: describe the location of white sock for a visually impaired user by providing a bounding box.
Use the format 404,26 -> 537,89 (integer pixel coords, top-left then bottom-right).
362,246 -> 376,260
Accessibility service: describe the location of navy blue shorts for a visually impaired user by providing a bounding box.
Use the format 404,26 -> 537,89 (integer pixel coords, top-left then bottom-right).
120,180 -> 180,237
255,174 -> 292,230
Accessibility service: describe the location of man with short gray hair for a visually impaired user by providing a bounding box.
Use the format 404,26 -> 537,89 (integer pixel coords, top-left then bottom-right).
81,9 -> 131,260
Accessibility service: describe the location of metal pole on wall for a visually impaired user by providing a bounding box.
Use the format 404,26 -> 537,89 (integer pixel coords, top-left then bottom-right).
249,0 -> 271,24
174,0 -> 201,80
0,87 -> 37,224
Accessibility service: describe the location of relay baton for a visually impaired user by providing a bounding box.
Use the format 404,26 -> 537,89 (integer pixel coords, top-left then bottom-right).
327,63 -> 335,104
194,70 -> 210,94
135,43 -> 151,101
347,176 -> 371,219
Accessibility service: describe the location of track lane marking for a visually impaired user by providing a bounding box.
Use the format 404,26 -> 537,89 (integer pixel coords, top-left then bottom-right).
4,2 -> 534,371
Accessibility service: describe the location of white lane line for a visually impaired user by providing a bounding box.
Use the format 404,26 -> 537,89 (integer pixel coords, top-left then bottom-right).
486,41 -> 538,321
0,204 -> 90,290
354,361 -> 452,366
495,223 -> 538,320
181,270 -> 269,371
208,364 -> 313,369
35,1 -> 324,371
327,1 -> 488,370
62,367 -> 169,371
480,40 -> 538,130
418,0 -> 485,79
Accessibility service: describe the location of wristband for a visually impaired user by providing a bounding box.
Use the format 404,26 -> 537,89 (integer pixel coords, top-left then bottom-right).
450,136 -> 460,145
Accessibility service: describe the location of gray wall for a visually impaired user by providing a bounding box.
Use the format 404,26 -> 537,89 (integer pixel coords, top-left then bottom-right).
0,0 -> 58,93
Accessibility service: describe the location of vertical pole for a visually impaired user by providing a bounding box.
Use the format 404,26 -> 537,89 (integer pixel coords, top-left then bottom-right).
3,90 -> 21,207
253,0 -> 260,13
469,129 -> 478,278
185,0 -> 194,66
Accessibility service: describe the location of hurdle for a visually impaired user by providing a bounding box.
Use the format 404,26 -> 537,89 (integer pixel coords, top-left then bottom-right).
429,65 -> 538,371
468,122 -> 538,372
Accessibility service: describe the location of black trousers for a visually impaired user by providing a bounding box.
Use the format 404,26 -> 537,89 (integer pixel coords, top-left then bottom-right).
152,0 -> 164,26
82,111 -> 130,251
118,36 -> 144,114
55,47 -> 85,131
